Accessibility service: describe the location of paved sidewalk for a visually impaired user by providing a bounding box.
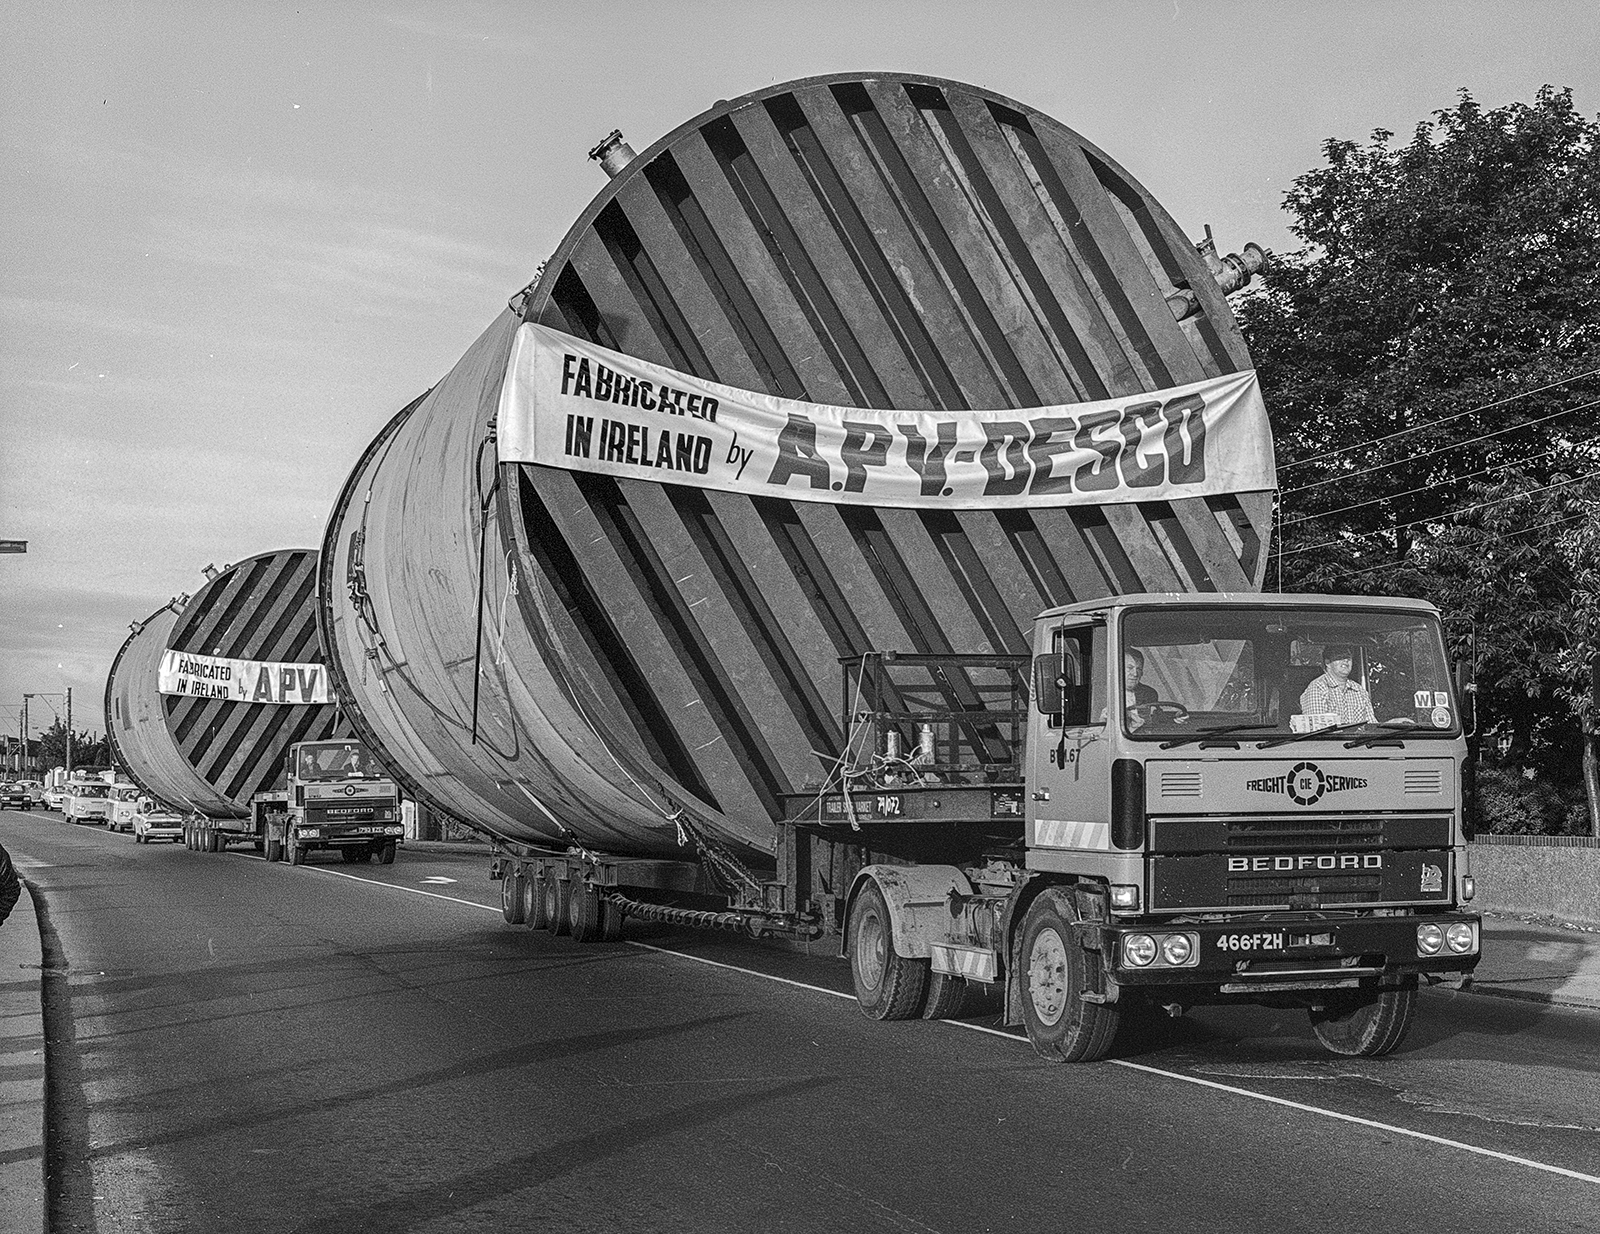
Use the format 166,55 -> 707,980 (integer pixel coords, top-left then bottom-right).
0,874 -> 46,1234
1463,910 -> 1600,1011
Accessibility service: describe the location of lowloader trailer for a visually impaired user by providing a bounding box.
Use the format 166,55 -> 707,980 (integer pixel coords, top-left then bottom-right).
315,73 -> 1476,1061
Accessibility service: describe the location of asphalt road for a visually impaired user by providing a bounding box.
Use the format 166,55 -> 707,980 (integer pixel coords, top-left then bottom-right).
3,810 -> 1597,1233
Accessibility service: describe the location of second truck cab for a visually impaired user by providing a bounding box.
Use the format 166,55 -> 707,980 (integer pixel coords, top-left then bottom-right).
252,740 -> 403,865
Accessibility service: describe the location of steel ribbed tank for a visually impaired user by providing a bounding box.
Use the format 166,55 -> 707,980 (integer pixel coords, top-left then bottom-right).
106,550 -> 346,816
320,73 -> 1273,863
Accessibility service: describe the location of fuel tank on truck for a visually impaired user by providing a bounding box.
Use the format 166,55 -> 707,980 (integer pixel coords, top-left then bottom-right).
105,550 -> 347,817
319,72 -> 1275,865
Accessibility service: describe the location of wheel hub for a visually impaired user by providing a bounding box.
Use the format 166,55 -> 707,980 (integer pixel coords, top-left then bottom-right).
1028,929 -> 1070,1026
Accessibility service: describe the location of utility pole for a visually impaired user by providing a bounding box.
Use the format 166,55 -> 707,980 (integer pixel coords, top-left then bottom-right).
65,687 -> 72,780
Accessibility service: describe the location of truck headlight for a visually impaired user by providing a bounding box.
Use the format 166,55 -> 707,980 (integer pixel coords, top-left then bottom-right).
1416,923 -> 1444,956
1446,922 -> 1477,954
1123,934 -> 1157,967
1161,934 -> 1193,966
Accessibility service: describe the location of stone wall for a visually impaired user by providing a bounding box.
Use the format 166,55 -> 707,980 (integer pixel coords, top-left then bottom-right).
1469,835 -> 1600,928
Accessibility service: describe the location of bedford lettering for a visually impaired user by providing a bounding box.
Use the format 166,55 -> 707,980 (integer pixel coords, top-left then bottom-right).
1227,854 -> 1383,872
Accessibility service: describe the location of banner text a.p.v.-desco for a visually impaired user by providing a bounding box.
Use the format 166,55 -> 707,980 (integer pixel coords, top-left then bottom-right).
495,324 -> 1276,508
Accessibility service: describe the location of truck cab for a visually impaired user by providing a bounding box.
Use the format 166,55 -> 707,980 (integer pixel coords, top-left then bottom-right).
252,739 -> 402,865
817,592 -> 1480,1062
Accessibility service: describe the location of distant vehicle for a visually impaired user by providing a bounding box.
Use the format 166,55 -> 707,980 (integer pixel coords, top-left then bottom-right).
0,782 -> 33,811
63,778 -> 113,824
42,784 -> 68,811
107,784 -> 142,832
131,798 -> 185,844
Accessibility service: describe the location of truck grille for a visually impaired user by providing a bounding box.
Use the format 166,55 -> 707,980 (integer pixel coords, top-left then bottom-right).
1152,815 -> 1451,854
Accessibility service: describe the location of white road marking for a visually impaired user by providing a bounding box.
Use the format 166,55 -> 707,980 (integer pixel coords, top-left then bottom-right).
288,863 -> 1600,1187
420,877 -> 458,885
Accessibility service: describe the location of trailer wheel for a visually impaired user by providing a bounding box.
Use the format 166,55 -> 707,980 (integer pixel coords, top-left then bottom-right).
289,843 -> 306,866
501,869 -> 527,925
848,881 -> 929,1021
569,882 -> 603,943
601,897 -> 625,942
525,871 -> 549,929
922,972 -> 968,1021
1309,980 -> 1418,1057
376,842 -> 396,865
545,876 -> 571,936
209,829 -> 224,853
264,835 -> 283,863
1018,890 -> 1120,1063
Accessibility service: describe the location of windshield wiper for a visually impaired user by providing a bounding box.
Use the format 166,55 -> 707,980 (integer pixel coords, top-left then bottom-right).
1160,723 -> 1278,750
1343,721 -> 1423,748
1257,721 -> 1372,750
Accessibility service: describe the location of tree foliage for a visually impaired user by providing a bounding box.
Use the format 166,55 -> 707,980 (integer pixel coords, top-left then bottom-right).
1237,87 -> 1600,832
34,717 -> 110,772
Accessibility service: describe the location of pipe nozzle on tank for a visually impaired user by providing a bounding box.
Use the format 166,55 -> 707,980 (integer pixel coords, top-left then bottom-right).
1196,224 -> 1266,294
588,129 -> 636,178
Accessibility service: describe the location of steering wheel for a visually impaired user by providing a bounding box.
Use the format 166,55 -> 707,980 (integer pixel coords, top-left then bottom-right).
1129,701 -> 1189,727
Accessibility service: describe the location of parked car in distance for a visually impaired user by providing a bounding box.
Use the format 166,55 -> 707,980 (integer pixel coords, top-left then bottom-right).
42,784 -> 68,811
132,798 -> 185,844
0,782 -> 34,811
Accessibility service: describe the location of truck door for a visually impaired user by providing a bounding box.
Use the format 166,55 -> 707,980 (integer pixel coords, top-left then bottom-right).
1028,621 -> 1111,854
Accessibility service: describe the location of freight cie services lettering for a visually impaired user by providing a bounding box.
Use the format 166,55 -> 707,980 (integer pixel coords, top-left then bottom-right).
556,350 -> 1210,496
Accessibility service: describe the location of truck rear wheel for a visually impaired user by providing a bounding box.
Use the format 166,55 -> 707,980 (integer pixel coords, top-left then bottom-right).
569,882 -> 603,942
1309,980 -> 1418,1057
376,841 -> 396,865
922,972 -> 968,1021
501,870 -> 527,924
848,882 -> 928,1021
1018,890 -> 1120,1063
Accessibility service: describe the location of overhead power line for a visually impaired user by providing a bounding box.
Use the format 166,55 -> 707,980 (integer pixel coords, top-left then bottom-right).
1277,366 -> 1600,474
1281,469 -> 1600,559
1281,393 -> 1600,498
1280,433 -> 1600,528
1322,509 -> 1598,585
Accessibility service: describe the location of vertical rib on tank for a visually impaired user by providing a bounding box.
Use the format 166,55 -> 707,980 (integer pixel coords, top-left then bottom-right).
320,73 -> 1273,864
105,551 -> 345,816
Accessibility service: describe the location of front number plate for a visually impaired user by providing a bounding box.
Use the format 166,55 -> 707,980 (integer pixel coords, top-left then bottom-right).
1217,932 -> 1285,954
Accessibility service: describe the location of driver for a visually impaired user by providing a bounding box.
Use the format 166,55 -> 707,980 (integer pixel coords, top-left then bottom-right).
1299,644 -> 1376,725
1124,649 -> 1159,730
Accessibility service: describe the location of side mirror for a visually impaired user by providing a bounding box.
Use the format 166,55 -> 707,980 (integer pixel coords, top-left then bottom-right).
1033,654 -> 1065,714
1453,660 -> 1477,737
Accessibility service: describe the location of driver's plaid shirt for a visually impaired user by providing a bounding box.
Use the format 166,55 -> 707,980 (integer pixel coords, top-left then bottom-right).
1299,673 -> 1376,725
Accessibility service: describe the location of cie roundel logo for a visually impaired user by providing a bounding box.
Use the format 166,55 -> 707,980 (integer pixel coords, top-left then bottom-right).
1245,761 -> 1368,806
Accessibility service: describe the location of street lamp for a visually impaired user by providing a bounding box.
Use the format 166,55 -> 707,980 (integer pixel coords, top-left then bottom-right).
22,690 -> 70,780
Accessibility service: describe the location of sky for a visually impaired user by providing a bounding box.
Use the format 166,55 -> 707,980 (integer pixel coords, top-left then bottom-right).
3,0 -> 1597,746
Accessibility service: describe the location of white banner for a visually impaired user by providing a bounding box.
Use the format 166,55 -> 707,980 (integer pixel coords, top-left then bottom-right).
496,324 -> 1275,508
158,650 -> 331,704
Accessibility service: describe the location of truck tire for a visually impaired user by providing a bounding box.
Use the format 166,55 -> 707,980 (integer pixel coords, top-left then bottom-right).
342,847 -> 364,863
501,870 -> 527,925
568,882 -> 603,943
1309,980 -> 1418,1057
1018,889 -> 1120,1063
264,836 -> 283,863
376,842 -> 396,865
528,870 -> 553,928
209,829 -> 224,853
289,843 -> 306,866
922,972 -> 968,1021
545,876 -> 571,936
848,881 -> 929,1021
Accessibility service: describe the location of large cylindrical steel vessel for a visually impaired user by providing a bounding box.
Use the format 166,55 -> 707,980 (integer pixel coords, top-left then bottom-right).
106,550 -> 346,815
320,73 -> 1272,863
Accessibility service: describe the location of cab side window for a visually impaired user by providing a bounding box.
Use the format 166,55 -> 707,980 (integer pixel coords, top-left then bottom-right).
1033,624 -> 1105,728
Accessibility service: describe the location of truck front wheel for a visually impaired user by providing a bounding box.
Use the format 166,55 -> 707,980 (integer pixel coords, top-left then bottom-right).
1309,980 -> 1417,1057
376,841 -> 396,865
848,882 -> 928,1021
264,835 -> 283,862
289,843 -> 306,866
1018,890 -> 1120,1063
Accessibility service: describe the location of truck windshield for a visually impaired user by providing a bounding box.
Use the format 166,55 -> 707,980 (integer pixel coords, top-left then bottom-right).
297,742 -> 377,780
1120,606 -> 1458,741
71,784 -> 109,798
